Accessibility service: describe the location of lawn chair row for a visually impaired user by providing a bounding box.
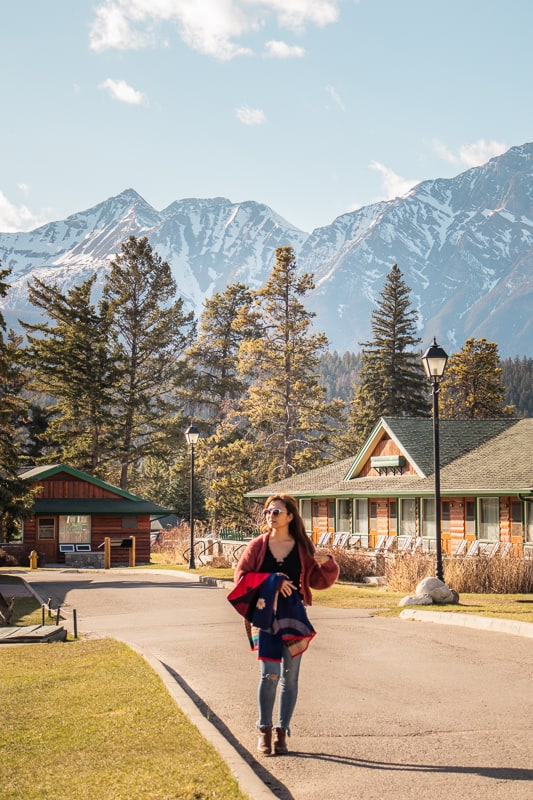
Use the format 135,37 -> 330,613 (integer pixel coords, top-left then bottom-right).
452,539 -> 513,558
317,531 -> 360,548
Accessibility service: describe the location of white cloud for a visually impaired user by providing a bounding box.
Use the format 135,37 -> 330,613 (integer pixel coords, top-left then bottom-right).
89,0 -> 339,60
235,105 -> 266,125
325,83 -> 345,111
432,138 -> 508,168
265,40 -> 305,58
369,161 -> 420,200
0,191 -> 43,233
263,0 -> 339,29
99,78 -> 146,105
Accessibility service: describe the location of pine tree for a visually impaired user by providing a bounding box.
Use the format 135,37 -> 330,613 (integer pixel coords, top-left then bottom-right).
22,275 -> 118,473
439,338 -> 515,418
234,246 -> 340,483
0,266 -> 34,540
181,283 -> 252,430
102,236 -> 196,489
501,356 -> 533,417
342,264 -> 429,454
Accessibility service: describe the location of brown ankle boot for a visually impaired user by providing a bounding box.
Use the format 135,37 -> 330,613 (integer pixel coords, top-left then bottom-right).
257,727 -> 272,755
274,727 -> 288,755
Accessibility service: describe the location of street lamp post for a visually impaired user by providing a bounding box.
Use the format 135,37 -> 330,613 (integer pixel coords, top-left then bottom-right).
421,338 -> 449,582
184,424 -> 200,570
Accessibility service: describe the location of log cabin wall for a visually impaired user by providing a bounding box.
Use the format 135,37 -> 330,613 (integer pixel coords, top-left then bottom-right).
359,435 -> 418,477
91,516 -> 150,564
36,477 -> 120,500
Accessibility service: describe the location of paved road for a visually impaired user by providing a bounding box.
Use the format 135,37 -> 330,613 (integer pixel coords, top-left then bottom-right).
23,570 -> 533,800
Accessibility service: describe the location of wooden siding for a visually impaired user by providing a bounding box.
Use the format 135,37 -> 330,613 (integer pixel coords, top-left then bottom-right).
35,477 -> 122,500
309,493 -> 528,553
359,435 -> 418,477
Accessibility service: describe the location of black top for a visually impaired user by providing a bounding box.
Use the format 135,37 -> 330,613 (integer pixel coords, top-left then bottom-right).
260,542 -> 301,593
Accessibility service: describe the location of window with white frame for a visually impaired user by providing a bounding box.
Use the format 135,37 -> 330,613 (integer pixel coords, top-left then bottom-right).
354,499 -> 368,545
478,498 -> 500,541
389,500 -> 397,533
300,499 -> 312,534
58,515 -> 91,544
400,499 -> 417,536
421,498 -> 435,538
337,499 -> 352,532
526,503 -> 533,543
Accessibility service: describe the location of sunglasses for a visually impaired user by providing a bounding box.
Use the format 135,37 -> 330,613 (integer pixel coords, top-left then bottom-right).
264,508 -> 284,517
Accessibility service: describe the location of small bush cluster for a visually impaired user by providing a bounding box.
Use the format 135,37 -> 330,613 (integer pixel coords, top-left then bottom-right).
0,546 -> 33,567
151,523 -> 195,565
326,547 -> 377,583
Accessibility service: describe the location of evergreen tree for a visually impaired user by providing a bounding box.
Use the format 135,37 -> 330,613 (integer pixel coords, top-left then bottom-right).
22,275 -> 118,473
439,338 -> 515,418
182,283 -> 252,431
234,246 -> 340,483
501,356 -> 533,417
317,350 -> 361,402
102,236 -> 196,489
342,264 -> 429,454
0,267 -> 34,540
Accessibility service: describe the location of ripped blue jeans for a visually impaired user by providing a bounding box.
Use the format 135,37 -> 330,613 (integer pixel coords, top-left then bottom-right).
257,644 -> 302,735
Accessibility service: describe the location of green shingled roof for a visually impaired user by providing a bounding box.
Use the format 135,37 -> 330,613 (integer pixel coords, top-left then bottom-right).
246,417 -> 531,499
382,417 -> 518,477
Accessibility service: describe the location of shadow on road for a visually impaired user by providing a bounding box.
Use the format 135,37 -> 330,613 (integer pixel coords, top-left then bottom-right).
162,662 -> 296,800
292,750 -> 533,782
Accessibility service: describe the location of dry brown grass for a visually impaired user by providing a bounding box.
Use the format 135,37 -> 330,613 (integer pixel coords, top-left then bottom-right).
443,554 -> 533,593
384,551 -> 533,593
384,552 -> 435,591
151,522 -> 211,565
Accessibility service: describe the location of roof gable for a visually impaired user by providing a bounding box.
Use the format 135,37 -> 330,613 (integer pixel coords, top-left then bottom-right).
19,463 -> 145,501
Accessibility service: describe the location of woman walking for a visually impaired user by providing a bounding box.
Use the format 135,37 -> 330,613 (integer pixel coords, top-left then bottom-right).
229,494 -> 339,755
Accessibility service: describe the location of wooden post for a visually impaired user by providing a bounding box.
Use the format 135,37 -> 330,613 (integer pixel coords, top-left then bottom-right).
129,536 -> 136,567
104,537 -> 111,570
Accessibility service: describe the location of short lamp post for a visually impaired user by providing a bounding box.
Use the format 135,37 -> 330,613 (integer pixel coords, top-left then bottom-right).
421,338 -> 449,582
184,424 -> 200,570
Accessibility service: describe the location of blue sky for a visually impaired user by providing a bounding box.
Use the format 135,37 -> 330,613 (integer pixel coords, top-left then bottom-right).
1,0 -> 532,234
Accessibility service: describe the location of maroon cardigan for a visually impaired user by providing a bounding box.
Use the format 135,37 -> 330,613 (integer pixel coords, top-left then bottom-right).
234,533 -> 339,606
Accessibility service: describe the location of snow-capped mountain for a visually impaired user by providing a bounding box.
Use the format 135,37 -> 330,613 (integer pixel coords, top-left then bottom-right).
1,143 -> 532,357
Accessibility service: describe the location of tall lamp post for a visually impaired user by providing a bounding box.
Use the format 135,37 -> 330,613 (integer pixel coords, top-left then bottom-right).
421,338 -> 449,582
184,424 -> 200,570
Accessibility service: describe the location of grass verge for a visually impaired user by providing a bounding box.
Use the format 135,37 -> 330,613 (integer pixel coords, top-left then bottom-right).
0,637 -> 250,800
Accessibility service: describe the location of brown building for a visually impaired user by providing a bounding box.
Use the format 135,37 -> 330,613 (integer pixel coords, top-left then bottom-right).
246,417 -> 533,556
18,464 -> 172,565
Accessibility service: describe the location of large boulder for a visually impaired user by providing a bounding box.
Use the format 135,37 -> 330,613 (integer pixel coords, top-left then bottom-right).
415,577 -> 459,604
399,577 -> 460,607
398,593 -> 433,607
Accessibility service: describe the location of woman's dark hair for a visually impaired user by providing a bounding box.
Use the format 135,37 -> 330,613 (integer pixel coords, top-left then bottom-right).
260,494 -> 315,557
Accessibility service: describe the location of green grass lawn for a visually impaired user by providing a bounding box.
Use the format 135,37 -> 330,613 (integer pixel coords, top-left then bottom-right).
1,636 -> 250,800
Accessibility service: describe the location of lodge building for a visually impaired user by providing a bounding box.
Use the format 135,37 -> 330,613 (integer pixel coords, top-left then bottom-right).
246,417 -> 533,555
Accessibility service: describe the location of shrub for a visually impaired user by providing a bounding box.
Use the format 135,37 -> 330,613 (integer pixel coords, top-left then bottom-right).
326,548 -> 377,583
0,546 -> 30,567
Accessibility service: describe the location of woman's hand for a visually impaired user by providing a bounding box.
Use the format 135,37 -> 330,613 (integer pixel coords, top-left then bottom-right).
279,579 -> 296,597
313,552 -> 331,566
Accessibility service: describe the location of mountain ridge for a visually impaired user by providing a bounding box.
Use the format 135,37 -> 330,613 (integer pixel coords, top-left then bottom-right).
1,142 -> 531,357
